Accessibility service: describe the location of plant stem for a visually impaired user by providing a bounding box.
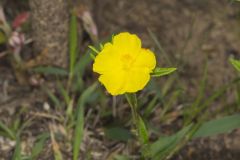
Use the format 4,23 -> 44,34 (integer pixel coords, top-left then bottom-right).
125,93 -> 150,158
125,93 -> 138,125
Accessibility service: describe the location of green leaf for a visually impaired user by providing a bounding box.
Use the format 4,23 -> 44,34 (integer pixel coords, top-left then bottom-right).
31,133 -> 49,160
73,82 -> 98,160
193,114 -> 240,138
100,43 -> 104,49
143,95 -> 158,118
12,136 -> 21,160
43,87 -> 62,108
69,12 -> 78,75
150,125 -> 192,159
89,52 -> 96,60
105,127 -> 132,141
74,53 -> 92,77
57,81 -> 70,105
151,114 -> 240,159
88,45 -> 99,54
0,121 -> 15,139
31,66 -> 68,76
137,116 -> 149,144
151,67 -> 177,77
125,93 -> 137,110
229,58 -> 240,72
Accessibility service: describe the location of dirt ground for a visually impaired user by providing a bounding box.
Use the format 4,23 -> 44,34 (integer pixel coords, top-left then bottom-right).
1,0 -> 240,159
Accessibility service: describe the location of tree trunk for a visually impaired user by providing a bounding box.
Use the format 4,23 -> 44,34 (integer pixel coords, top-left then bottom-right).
29,0 -> 69,68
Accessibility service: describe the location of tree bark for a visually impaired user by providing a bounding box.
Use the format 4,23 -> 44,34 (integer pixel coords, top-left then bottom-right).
29,0 -> 69,68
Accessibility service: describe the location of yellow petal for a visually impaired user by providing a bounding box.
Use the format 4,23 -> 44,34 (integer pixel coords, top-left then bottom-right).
113,32 -> 141,55
124,69 -> 150,93
93,43 -> 122,74
99,71 -> 126,95
133,48 -> 156,71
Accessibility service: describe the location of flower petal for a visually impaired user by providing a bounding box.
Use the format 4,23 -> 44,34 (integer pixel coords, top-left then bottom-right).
113,32 -> 141,55
124,69 -> 150,93
93,43 -> 121,74
133,48 -> 156,71
99,71 -> 126,95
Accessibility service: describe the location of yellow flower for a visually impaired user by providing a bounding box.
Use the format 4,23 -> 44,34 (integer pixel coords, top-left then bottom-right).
93,32 -> 156,95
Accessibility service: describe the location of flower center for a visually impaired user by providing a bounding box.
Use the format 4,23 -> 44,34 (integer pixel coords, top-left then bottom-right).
121,54 -> 134,70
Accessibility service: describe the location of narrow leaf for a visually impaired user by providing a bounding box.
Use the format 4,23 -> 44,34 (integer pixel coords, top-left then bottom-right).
230,58 -> 240,72
88,45 -> 99,54
74,53 -> 92,77
89,53 -> 96,60
73,82 -> 98,160
0,121 -> 15,139
43,87 -> 61,108
12,136 -> 21,160
151,67 -> 177,77
193,114 -> 240,138
100,43 -> 104,49
69,11 -> 78,75
151,125 -> 192,159
32,66 -> 68,76
57,81 -> 70,105
137,116 -> 149,144
31,133 -> 49,160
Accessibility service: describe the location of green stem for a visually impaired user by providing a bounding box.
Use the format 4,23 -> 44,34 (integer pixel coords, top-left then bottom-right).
125,93 -> 138,125
125,93 -> 150,158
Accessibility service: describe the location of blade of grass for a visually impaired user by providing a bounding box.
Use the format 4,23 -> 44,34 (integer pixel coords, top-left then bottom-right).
31,66 -> 68,76
193,78 -> 240,121
69,10 -> 78,78
143,95 -> 158,118
31,133 -> 49,160
57,81 -> 70,105
164,113 -> 240,159
43,87 -> 61,109
73,82 -> 98,160
193,114 -> 240,138
73,52 -> 92,82
50,127 -> 63,160
0,121 -> 15,139
151,124 -> 193,159
229,58 -> 240,72
184,63 -> 208,125
12,136 -> 21,160
160,90 -> 181,122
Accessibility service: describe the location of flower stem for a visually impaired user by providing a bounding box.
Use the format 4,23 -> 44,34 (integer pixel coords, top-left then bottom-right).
125,93 -> 138,124
125,93 -> 150,158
